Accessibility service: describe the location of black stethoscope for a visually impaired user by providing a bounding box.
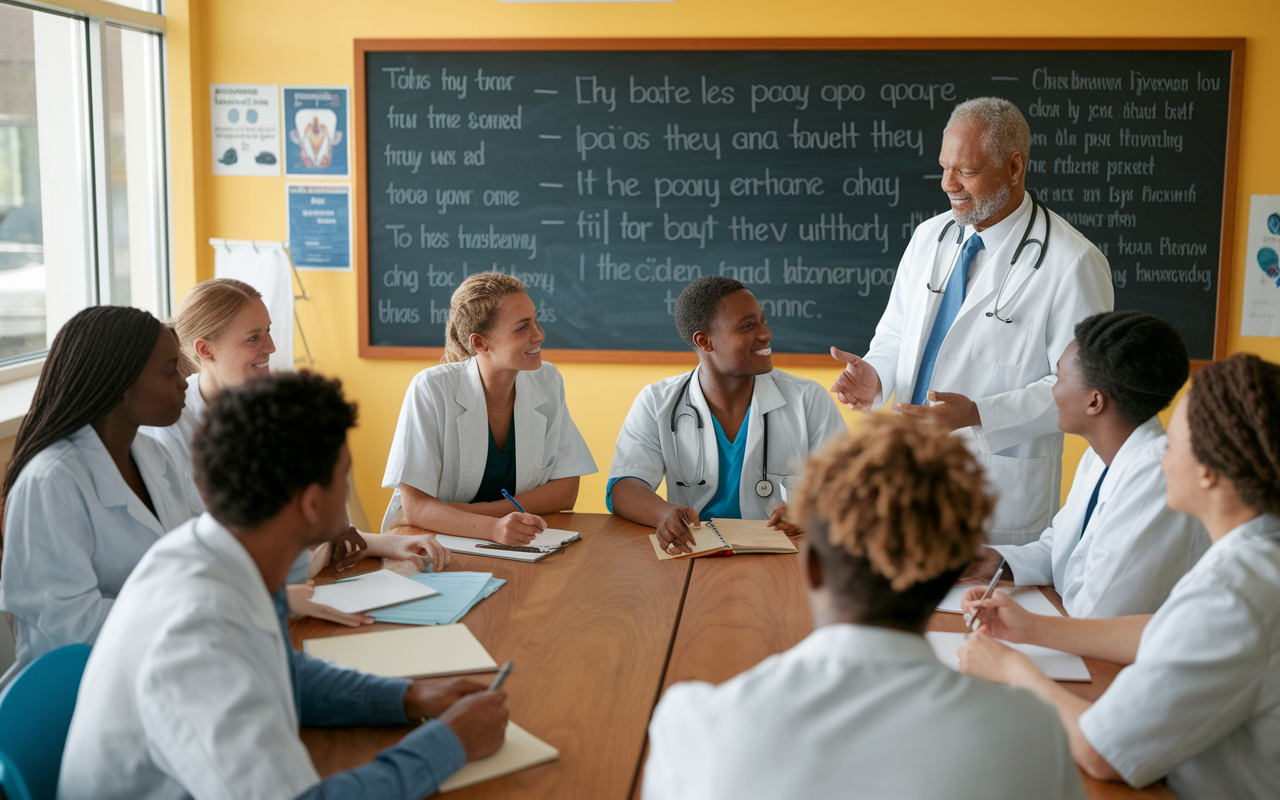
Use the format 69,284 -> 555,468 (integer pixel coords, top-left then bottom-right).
670,371 -> 774,498
926,191 -> 1052,324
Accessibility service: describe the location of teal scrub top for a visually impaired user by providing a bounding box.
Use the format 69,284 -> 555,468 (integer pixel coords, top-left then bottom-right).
700,413 -> 748,520
473,416 -> 517,504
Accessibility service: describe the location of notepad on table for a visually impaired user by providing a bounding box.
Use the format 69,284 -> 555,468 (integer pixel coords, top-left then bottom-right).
925,631 -> 1091,682
439,721 -> 559,792
303,624 -> 498,678
650,518 -> 798,561
309,569 -> 439,614
936,585 -> 1063,617
435,529 -> 581,562
370,572 -> 506,626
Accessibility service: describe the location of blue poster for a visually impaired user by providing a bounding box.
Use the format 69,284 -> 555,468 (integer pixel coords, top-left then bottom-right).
287,184 -> 351,270
282,86 -> 349,178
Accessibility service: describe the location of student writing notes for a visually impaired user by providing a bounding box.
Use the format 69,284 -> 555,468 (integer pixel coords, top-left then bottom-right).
609,276 -> 846,555
143,277 -> 450,626
58,372 -> 509,800
382,273 -> 596,544
959,354 -> 1280,800
0,307 -> 203,685
960,311 -> 1209,617
643,416 -> 1083,800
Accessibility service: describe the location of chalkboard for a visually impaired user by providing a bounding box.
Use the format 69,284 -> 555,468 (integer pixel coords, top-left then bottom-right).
355,39 -> 1242,363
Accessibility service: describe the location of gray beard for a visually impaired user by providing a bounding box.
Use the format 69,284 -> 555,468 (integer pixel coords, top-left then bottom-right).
951,183 -> 1012,228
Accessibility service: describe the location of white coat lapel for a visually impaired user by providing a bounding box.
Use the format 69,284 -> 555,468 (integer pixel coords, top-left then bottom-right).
455,359 -> 488,503
953,195 -> 1034,329
78,426 -> 166,537
513,370 -> 549,495
686,367 -> 720,503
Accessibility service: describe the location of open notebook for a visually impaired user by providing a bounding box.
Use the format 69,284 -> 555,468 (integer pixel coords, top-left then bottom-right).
439,722 -> 559,792
303,624 -> 498,678
435,529 -> 581,563
650,518 -> 798,561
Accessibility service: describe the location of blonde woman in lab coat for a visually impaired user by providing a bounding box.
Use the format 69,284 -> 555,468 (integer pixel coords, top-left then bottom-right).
644,415 -> 1084,800
0,307 -> 204,685
143,277 -> 450,627
960,354 -> 1280,800
381,272 -> 596,543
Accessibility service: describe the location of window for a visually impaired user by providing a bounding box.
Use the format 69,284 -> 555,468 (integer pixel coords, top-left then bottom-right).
0,0 -> 167,368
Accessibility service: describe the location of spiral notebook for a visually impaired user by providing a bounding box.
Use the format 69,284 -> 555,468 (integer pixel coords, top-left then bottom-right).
649,518 -> 798,561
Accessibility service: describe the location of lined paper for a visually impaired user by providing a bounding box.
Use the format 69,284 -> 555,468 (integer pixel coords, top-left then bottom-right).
926,631 -> 1091,682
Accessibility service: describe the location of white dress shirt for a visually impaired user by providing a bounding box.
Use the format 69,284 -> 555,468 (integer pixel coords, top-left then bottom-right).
1079,513 -> 1280,800
0,425 -> 204,685
381,358 -> 597,531
644,623 -> 1084,800
992,417 -> 1210,617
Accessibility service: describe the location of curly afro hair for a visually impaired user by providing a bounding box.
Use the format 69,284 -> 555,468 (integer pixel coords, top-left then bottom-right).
793,414 -> 993,627
674,275 -> 746,349
1074,310 -> 1189,426
192,371 -> 357,528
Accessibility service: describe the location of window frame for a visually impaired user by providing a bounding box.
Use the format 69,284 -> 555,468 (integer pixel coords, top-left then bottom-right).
0,0 -> 169,378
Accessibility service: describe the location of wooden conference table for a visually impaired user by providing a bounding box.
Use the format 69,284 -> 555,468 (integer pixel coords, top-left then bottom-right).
291,513 -> 1173,800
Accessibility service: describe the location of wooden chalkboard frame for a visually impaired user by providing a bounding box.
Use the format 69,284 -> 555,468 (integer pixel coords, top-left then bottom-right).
354,37 -> 1244,368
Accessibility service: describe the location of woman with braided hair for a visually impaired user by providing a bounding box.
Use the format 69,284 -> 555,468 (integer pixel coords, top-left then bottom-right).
0,307 -> 204,685
643,415 -> 1084,800
960,353 -> 1280,800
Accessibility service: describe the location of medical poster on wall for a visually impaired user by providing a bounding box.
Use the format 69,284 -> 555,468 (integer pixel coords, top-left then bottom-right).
210,84 -> 281,176
281,86 -> 350,178
286,183 -> 352,271
1242,195 -> 1280,338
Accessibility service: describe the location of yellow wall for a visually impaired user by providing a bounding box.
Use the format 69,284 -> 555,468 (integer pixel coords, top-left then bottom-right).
166,0 -> 1280,521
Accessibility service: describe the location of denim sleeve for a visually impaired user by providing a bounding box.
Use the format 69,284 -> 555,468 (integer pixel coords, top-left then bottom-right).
290,647 -> 414,727
292,719 -> 468,800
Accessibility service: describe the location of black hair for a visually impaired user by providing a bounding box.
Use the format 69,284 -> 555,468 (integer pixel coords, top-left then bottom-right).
674,276 -> 746,349
191,371 -> 357,529
1073,310 -> 1189,426
2,306 -> 163,546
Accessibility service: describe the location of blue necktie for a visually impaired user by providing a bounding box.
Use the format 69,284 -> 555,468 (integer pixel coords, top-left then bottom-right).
1078,466 -> 1109,541
911,233 -> 984,405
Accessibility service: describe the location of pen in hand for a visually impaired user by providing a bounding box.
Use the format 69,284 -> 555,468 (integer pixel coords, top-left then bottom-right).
968,562 -> 1005,632
489,660 -> 514,691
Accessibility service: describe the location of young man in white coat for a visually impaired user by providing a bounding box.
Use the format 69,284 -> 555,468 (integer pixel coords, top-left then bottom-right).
643,416 -> 1084,800
58,372 -> 509,800
831,97 -> 1113,545
609,276 -> 847,554
961,310 -> 1209,617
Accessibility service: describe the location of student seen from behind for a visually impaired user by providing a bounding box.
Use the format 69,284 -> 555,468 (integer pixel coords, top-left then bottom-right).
643,415 -> 1084,800
58,371 -> 509,800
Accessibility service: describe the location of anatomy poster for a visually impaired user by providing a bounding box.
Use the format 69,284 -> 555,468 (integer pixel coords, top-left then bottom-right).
210,84 -> 281,176
282,86 -> 349,178
1242,195 -> 1280,337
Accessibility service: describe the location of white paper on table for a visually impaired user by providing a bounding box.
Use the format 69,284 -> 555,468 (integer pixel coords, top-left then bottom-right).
937,585 -> 1063,616
926,631 -> 1091,682
310,569 -> 439,613
435,529 -> 581,562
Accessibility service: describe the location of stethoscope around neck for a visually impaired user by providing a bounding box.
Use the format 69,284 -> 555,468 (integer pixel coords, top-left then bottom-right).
670,371 -> 774,498
926,191 -> 1053,324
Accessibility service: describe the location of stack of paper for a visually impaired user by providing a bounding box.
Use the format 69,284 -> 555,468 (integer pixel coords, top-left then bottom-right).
439,722 -> 559,792
310,569 -> 439,614
370,571 -> 506,625
304,624 -> 498,678
936,585 -> 1063,617
925,631 -> 1091,682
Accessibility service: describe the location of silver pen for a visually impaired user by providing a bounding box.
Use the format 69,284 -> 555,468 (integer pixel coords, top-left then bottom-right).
968,563 -> 1005,632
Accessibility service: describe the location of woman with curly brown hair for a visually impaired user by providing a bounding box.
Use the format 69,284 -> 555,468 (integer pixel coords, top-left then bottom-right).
642,414 -> 1084,800
960,353 -> 1280,800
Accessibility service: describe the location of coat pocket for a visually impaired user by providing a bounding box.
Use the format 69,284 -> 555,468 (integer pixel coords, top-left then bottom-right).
975,452 -> 1056,544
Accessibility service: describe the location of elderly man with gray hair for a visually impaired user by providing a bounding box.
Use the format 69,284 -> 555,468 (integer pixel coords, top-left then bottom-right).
830,97 -> 1114,545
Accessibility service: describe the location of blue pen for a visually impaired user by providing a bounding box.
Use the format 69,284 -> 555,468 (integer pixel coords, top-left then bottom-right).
501,488 -> 526,514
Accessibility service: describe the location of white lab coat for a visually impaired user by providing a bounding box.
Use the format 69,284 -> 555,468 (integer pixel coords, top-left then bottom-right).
0,425 -> 204,685
644,624 -> 1084,800
140,378 -> 206,470
1079,513 -> 1280,800
608,368 -> 847,520
991,417 -> 1210,617
862,193 -> 1113,544
381,358 -> 597,532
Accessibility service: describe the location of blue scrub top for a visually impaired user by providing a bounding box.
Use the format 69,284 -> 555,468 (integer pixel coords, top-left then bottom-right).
700,413 -> 748,520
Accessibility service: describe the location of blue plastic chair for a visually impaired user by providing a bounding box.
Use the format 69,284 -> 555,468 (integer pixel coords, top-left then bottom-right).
0,644 -> 91,800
